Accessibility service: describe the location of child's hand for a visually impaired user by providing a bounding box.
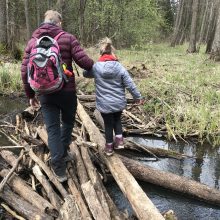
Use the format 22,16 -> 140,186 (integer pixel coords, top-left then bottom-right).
135,98 -> 145,105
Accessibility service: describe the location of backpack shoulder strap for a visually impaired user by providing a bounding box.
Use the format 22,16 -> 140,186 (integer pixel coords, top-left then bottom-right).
54,31 -> 65,41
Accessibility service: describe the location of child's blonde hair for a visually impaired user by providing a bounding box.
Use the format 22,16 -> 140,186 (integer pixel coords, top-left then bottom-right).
99,37 -> 115,55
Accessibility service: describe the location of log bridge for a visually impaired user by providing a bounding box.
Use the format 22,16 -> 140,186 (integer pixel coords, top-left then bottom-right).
0,96 -> 219,220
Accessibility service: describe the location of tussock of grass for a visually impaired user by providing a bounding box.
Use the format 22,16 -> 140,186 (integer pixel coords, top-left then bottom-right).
0,63 -> 22,94
117,44 -> 220,145
1,44 -> 220,145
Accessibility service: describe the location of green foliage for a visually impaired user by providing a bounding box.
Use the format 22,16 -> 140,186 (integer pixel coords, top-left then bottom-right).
0,44 -> 7,54
84,0 -> 164,47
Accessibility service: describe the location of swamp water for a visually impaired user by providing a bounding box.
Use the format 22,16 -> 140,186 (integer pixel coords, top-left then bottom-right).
106,137 -> 220,220
0,96 -> 220,220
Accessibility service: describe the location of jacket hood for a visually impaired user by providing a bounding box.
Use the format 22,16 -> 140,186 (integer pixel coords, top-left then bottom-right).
32,23 -> 62,39
98,61 -> 121,79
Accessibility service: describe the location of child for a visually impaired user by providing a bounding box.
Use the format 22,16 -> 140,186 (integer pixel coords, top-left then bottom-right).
83,37 -> 143,156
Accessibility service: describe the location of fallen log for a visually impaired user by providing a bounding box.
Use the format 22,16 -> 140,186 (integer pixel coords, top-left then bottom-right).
0,149 -> 24,192
0,185 -> 53,220
77,100 -> 164,220
67,176 -> 92,220
37,127 -> 95,219
32,165 -> 62,210
77,95 -> 134,103
1,203 -> 25,220
28,147 -> 68,198
81,180 -> 110,220
59,195 -> 82,220
0,168 -> 59,218
80,144 -> 111,219
125,140 -> 191,160
120,155 -> 220,206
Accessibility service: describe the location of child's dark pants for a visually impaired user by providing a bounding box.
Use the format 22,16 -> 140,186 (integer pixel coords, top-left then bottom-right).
101,111 -> 123,143
39,91 -> 77,176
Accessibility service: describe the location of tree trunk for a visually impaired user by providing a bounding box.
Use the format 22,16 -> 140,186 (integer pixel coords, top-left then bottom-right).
197,0 -> 210,51
187,0 -> 199,53
210,4 -> 220,60
77,101 -> 164,220
24,0 -> 31,40
79,0 -> 87,44
120,155 -> 220,206
36,0 -> 41,26
170,0 -> 185,47
206,0 -> 219,53
0,0 -> 7,45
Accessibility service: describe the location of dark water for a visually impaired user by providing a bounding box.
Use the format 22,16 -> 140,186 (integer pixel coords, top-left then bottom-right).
106,137 -> 220,220
1,97 -> 220,219
0,95 -> 25,116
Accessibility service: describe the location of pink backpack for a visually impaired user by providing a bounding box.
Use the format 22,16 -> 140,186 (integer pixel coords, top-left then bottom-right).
27,32 -> 67,95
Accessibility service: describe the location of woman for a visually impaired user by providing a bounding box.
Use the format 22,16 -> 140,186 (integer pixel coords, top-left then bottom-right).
21,10 -> 94,182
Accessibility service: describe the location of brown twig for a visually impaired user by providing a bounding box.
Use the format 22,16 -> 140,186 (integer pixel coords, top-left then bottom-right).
0,149 -> 25,192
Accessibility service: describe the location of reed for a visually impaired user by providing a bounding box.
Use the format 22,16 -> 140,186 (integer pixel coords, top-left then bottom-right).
86,44 -> 220,145
1,43 -> 220,145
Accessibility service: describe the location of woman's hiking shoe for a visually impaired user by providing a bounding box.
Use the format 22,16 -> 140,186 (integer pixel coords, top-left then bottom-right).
114,137 -> 124,149
51,167 -> 67,183
104,143 -> 114,156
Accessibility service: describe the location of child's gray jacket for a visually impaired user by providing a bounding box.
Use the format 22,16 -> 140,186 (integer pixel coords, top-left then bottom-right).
83,61 -> 142,113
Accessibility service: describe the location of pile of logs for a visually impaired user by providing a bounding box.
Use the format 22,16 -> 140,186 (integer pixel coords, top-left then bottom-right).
0,97 -> 220,220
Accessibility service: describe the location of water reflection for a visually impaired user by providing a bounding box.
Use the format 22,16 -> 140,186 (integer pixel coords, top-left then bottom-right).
107,137 -> 220,219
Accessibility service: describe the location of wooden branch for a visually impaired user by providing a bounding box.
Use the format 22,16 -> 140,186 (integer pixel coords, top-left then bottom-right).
60,195 -> 82,220
126,139 -> 159,160
81,180 -> 110,220
120,155 -> 220,206
0,185 -> 53,220
0,146 -> 24,150
67,176 -> 92,220
77,100 -> 164,220
69,142 -> 89,185
0,168 -> 59,218
80,144 -> 111,219
0,149 -> 24,192
126,141 -> 192,160
123,109 -> 143,124
28,148 -> 68,198
1,203 -> 25,220
0,149 -> 18,166
32,165 -> 62,210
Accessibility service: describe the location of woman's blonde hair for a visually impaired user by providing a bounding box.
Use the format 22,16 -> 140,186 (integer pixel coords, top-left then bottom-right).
44,10 -> 62,24
99,37 -> 115,55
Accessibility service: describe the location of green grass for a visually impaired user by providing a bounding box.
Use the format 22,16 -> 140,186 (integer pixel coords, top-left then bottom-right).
85,44 -> 220,145
0,63 -> 23,94
116,44 -> 220,145
1,43 -> 220,145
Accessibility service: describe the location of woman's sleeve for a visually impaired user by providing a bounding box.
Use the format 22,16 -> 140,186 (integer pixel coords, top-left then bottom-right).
20,39 -> 35,99
83,68 -> 95,78
70,35 -> 94,70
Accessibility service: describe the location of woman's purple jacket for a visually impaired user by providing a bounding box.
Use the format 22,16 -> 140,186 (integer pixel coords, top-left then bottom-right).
21,23 -> 94,99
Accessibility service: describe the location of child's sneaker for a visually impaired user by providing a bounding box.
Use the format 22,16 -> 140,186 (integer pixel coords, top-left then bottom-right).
104,143 -> 114,156
114,136 -> 124,149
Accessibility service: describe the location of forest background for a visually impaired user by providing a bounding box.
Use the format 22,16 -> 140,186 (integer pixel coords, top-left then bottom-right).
0,0 -> 220,145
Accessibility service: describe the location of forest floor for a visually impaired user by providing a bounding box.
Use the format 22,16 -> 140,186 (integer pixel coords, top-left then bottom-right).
1,43 -> 220,145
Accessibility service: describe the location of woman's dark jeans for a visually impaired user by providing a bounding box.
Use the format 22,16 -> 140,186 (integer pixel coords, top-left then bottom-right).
39,90 -> 77,176
101,111 -> 123,143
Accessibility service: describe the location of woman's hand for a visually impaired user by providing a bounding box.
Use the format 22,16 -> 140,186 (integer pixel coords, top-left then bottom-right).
29,97 -> 40,108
